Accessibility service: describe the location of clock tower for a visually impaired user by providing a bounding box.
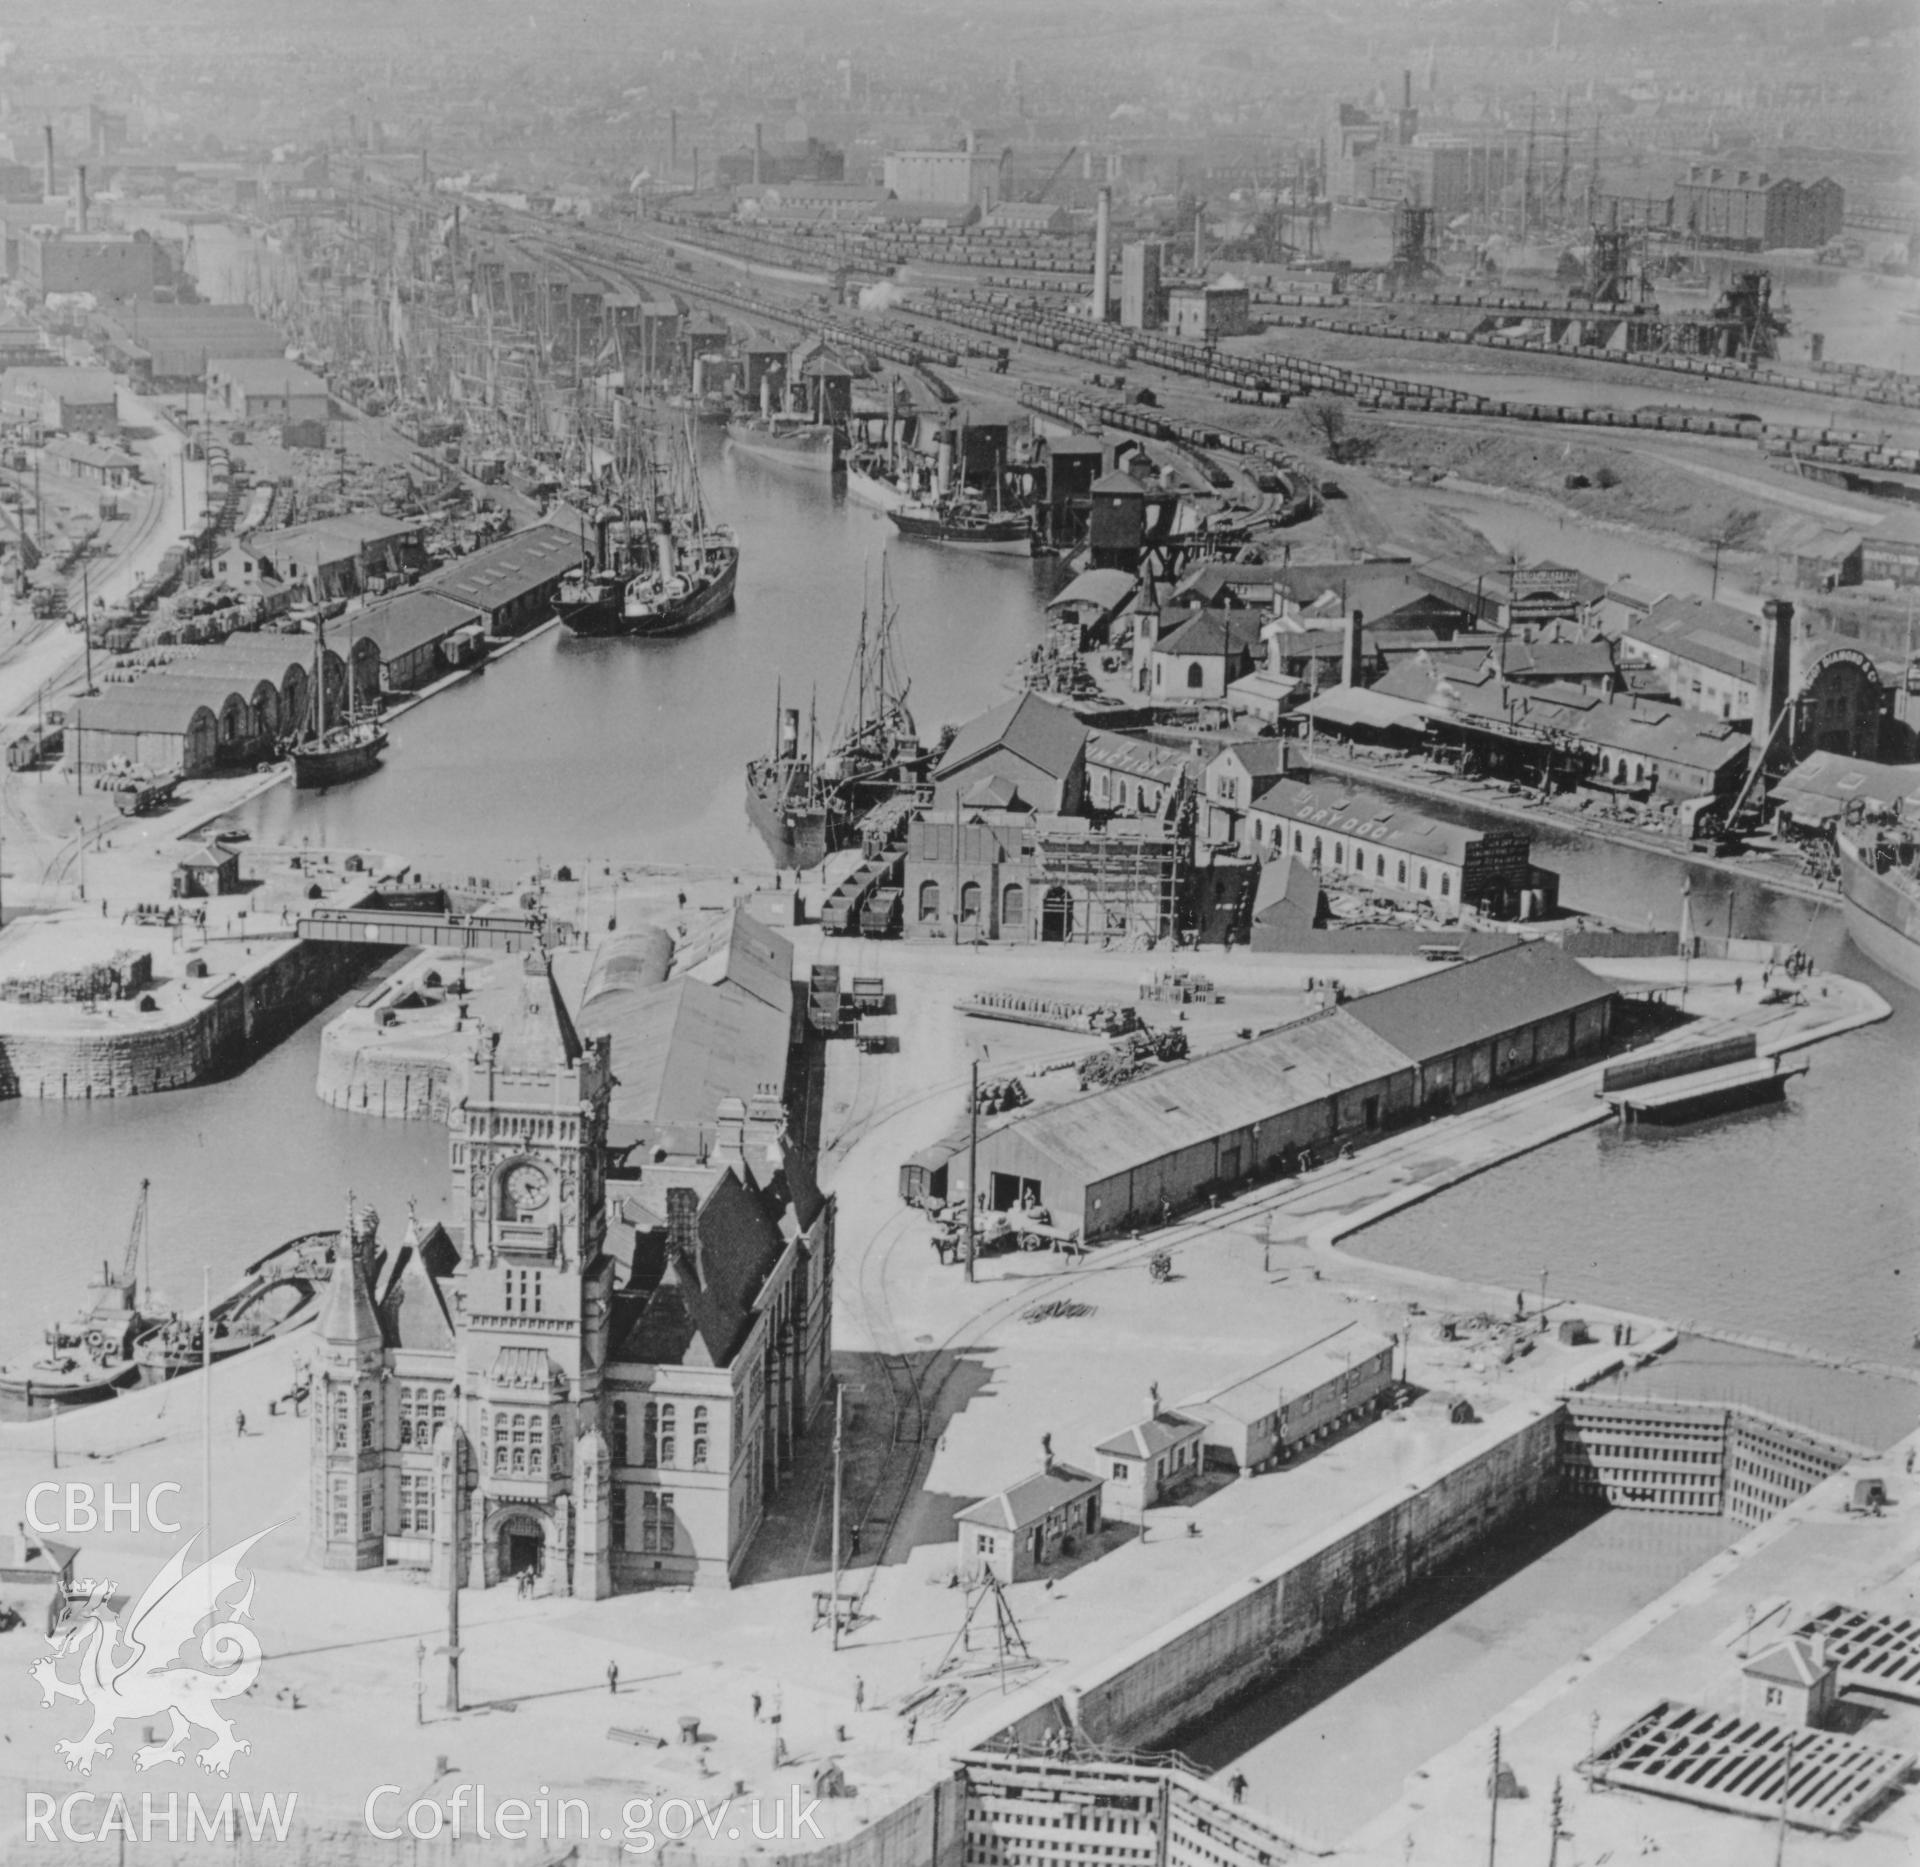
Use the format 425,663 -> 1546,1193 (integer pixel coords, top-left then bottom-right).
447,952 -> 616,1595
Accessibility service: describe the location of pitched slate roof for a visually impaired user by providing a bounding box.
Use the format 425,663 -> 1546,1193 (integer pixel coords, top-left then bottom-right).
934,692 -> 1086,784
954,1464 -> 1101,1531
1744,1635 -> 1834,1687
609,1167 -> 786,1369
1094,1412 -> 1205,1460
1341,940 -> 1611,1065
1155,606 -> 1266,660
377,1234 -> 458,1353
317,1238 -> 380,1345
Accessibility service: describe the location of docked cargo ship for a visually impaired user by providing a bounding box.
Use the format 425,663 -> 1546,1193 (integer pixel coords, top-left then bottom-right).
557,511 -> 650,637
843,449 -> 909,513
725,411 -> 839,473
745,565 -> 928,870
1837,815 -> 1920,989
620,523 -> 741,638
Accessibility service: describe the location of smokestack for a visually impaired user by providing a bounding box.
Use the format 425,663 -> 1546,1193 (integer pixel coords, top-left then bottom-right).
75,165 -> 88,235
1404,69 -> 1413,111
1147,1381 -> 1161,1419
1343,609 -> 1365,688
1751,598 -> 1795,779
753,122 -> 763,187
43,123 -> 54,200
669,110 -> 678,171
1093,186 -> 1112,322
420,147 -> 430,187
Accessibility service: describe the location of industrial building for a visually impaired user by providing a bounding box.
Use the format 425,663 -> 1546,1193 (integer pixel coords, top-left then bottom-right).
1671,165 -> 1844,251
66,636 -> 346,780
1,365 -> 118,434
1184,1323 -> 1397,1473
905,693 -> 1183,946
1094,1400 -> 1206,1522
1164,277 -> 1250,342
1244,776 -> 1554,918
353,588 -> 486,693
968,941 -> 1615,1238
881,141 -> 1002,211
1373,657 -> 1754,800
421,524 -> 587,638
247,511 -> 428,602
1119,240 -> 1164,330
95,303 -> 288,387
207,355 -> 331,424
16,228 -> 159,301
955,1462 -> 1104,1584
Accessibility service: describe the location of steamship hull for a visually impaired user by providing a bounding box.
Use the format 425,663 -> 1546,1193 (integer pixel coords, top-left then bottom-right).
620,545 -> 740,639
888,506 -> 1036,555
844,460 -> 908,513
1837,835 -> 1920,990
725,419 -> 839,473
745,770 -> 832,872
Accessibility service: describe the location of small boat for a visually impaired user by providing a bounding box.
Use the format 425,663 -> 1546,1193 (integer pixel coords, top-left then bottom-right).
287,611 -> 387,787
0,1184 -> 164,1417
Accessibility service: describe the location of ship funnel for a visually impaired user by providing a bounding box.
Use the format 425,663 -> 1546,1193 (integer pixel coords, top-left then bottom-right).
655,522 -> 676,581
780,708 -> 800,758
43,123 -> 54,199
936,435 -> 953,498
75,163 -> 89,234
760,372 -> 773,419
593,511 -> 614,572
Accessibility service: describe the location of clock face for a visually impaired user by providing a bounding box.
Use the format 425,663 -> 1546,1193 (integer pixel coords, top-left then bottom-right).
504,1164 -> 550,1217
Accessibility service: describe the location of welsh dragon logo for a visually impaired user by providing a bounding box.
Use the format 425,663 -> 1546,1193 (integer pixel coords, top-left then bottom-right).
29,1527 -> 273,1777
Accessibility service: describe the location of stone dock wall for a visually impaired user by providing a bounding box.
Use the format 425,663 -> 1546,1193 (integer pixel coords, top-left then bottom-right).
314,1020 -> 461,1120
0,942 -> 382,1102
990,1402 -> 1565,1754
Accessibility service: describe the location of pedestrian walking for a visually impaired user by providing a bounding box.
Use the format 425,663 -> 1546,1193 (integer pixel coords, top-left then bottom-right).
607,1661 -> 619,1695
906,1715 -> 918,1746
853,1677 -> 865,1712
234,1409 -> 246,1438
1229,1772 -> 1248,1805
752,1692 -> 763,1721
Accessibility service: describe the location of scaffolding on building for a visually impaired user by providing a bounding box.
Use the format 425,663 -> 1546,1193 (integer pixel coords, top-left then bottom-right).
1033,822 -> 1181,946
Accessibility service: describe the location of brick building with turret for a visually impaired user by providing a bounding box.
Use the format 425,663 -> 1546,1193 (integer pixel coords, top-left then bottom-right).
308,951 -> 833,1593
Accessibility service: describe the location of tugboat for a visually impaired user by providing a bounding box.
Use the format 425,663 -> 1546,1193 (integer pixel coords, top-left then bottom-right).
725,363 -> 840,474
288,612 -> 387,787
0,1183 -> 162,1417
745,559 -> 929,870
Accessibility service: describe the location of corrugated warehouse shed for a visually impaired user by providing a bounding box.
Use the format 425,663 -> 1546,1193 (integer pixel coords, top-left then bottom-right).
974,941 -> 1614,1237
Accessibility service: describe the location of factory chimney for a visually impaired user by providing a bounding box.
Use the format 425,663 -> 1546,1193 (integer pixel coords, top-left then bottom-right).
669,109 -> 678,171
1404,69 -> 1413,111
1750,598 -> 1796,779
753,122 -> 764,187
1092,186 -> 1112,322
43,123 -> 54,199
1343,608 -> 1365,688
75,165 -> 88,235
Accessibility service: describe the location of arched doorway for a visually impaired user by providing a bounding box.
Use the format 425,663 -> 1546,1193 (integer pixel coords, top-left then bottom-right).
497,1511 -> 545,1583
1040,886 -> 1073,943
